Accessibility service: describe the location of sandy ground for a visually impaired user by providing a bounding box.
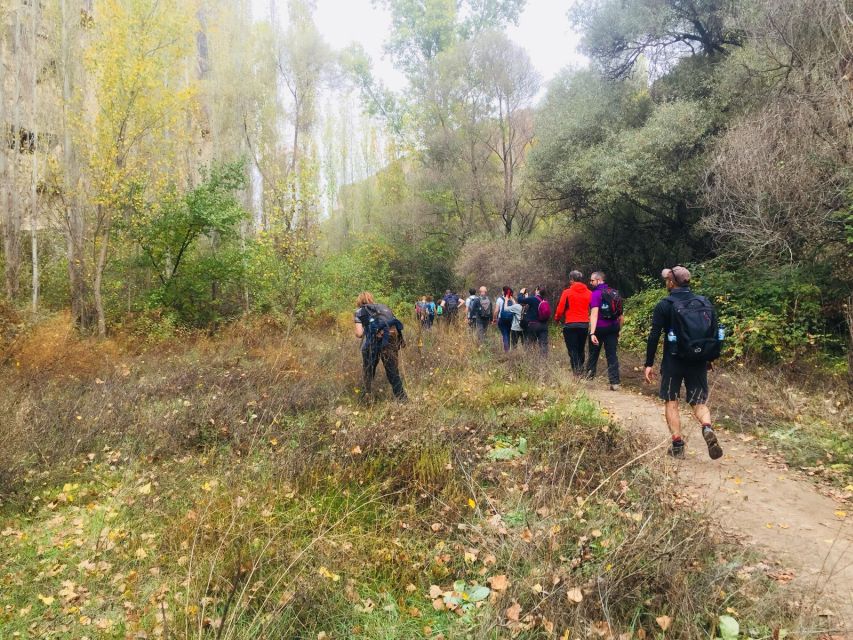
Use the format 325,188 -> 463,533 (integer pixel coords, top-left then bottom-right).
588,384 -> 852,637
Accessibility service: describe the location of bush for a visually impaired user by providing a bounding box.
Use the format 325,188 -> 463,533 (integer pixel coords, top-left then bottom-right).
621,263 -> 840,362
454,233 -> 581,303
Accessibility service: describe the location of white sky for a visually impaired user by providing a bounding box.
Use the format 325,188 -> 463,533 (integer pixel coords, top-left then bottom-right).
313,0 -> 588,92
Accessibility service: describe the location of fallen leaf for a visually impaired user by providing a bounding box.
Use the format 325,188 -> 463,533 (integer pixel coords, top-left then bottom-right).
566,587 -> 583,604
506,602 -> 522,622
429,585 -> 443,599
138,483 -> 152,496
351,445 -> 362,455
37,594 -> 55,606
656,615 -> 672,631
489,575 -> 509,592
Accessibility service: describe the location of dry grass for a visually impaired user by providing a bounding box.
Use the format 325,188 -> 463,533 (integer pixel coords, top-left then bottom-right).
0,315 -> 823,639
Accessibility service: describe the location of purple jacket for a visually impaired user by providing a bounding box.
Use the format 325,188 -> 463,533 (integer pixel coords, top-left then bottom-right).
590,283 -> 619,329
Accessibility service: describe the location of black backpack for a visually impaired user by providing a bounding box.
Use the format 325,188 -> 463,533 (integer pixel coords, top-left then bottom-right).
667,294 -> 721,362
361,304 -> 403,350
477,295 -> 492,320
600,288 -> 623,321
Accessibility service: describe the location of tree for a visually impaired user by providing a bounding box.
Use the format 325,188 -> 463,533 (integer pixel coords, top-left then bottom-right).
57,0 -> 92,328
83,0 -> 197,335
122,161 -> 247,323
573,0 -> 743,78
28,0 -> 40,312
2,1 -> 24,301
530,67 -> 716,289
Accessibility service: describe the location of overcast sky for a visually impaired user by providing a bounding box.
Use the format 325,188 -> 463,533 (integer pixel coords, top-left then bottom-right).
312,0 -> 588,92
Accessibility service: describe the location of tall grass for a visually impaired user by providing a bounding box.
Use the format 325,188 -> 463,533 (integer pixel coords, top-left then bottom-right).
0,316 -> 821,638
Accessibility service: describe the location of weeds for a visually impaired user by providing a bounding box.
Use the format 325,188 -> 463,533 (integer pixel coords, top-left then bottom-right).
0,317 -> 823,638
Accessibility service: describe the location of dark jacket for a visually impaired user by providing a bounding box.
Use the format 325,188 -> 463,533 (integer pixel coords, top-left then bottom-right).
517,294 -> 547,324
644,287 -> 693,367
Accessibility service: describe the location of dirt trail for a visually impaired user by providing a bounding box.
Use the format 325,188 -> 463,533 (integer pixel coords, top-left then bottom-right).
588,385 -> 853,635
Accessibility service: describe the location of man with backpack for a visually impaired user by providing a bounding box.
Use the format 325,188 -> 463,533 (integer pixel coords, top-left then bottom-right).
517,287 -> 551,356
585,271 -> 622,390
465,288 -> 478,330
354,291 -> 408,402
441,290 -> 462,324
643,266 -> 723,460
555,270 -> 592,374
468,286 -> 493,339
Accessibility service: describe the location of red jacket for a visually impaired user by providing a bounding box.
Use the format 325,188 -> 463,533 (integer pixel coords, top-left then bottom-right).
555,282 -> 592,324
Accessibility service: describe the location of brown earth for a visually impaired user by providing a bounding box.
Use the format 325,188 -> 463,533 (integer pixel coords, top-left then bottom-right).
586,383 -> 853,637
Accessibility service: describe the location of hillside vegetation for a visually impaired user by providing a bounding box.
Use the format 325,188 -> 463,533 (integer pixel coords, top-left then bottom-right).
0,321 -> 814,639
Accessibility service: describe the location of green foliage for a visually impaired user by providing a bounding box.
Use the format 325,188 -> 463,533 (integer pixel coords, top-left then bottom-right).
125,162 -> 247,285
718,614 -> 740,640
300,238 -> 396,318
621,263 -> 836,362
113,162 -> 250,327
573,0 -> 743,79
530,68 -> 714,293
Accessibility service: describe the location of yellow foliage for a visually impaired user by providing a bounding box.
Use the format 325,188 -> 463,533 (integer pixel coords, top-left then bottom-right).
84,0 -> 199,207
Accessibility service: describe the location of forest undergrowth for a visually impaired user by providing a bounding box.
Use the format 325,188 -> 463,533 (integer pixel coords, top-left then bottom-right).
0,316 -> 832,639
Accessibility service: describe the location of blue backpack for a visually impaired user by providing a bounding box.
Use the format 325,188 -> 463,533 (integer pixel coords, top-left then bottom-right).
361,304 -> 403,351
499,297 -> 514,322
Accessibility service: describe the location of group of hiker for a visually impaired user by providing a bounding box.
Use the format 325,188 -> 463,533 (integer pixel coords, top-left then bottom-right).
355,264 -> 725,461
415,272 -> 622,388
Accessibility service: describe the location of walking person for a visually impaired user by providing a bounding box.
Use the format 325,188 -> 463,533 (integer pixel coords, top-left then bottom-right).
415,296 -> 428,329
555,270 -> 591,374
354,292 -> 408,402
423,295 -> 436,329
585,271 -> 622,389
505,293 -> 525,349
464,288 -> 478,330
517,287 -> 551,356
441,290 -> 462,324
469,286 -> 492,339
643,267 -> 723,459
494,286 -> 514,352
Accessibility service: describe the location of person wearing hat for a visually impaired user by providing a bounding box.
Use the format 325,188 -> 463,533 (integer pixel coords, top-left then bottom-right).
643,266 -> 723,460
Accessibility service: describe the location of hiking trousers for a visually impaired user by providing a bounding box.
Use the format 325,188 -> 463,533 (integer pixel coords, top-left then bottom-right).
497,319 -> 512,351
362,333 -> 407,400
510,330 -> 524,349
585,324 -> 620,385
526,321 -> 549,356
562,323 -> 587,374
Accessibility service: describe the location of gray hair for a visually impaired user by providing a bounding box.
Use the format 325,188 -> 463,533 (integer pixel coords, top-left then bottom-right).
569,270 -> 584,282
591,271 -> 606,281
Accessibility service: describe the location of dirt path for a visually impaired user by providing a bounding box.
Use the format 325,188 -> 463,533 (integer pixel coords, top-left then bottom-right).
588,385 -> 853,636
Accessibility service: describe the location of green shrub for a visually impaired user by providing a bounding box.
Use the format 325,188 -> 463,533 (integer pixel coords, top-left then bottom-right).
622,263 -> 838,362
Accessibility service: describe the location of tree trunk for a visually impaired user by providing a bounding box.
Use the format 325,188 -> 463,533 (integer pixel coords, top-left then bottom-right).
846,293 -> 853,386
0,6 -> 7,300
29,0 -> 39,313
93,206 -> 110,337
60,0 -> 90,329
4,1 -> 23,301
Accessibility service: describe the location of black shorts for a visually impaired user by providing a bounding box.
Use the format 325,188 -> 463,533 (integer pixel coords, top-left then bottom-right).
659,358 -> 709,404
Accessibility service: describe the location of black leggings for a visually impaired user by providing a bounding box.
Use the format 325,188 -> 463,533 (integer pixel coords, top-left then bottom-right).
562,324 -> 587,374
362,334 -> 407,399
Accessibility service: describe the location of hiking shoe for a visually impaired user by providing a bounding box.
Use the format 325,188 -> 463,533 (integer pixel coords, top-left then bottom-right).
668,439 -> 685,459
703,427 -> 723,460
609,384 -> 621,391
